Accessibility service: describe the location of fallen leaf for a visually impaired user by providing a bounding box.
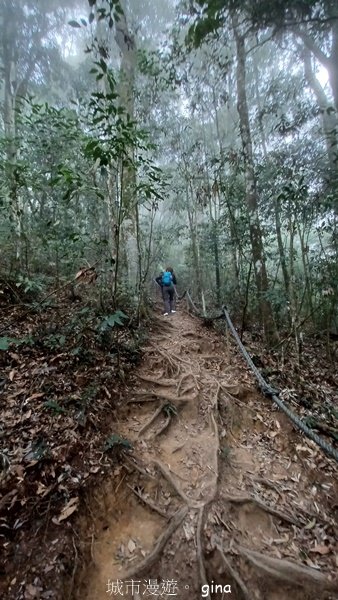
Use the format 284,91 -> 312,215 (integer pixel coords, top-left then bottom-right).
25,583 -> 39,598
127,539 -> 136,553
309,544 -> 330,555
304,518 -> 316,530
27,392 -> 44,402
57,497 -> 79,522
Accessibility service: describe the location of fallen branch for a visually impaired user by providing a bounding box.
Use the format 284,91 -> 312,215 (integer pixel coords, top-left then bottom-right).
217,545 -> 250,600
123,506 -> 188,579
238,546 -> 338,591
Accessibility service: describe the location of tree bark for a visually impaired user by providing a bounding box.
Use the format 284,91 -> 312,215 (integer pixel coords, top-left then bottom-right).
232,14 -> 278,344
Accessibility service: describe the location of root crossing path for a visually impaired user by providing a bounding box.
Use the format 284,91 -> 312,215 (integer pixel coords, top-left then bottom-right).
82,310 -> 338,600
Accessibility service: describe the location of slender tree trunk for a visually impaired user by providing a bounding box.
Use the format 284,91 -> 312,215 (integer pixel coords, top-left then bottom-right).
232,14 -> 278,344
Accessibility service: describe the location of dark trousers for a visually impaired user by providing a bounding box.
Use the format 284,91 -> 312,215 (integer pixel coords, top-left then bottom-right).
163,285 -> 175,313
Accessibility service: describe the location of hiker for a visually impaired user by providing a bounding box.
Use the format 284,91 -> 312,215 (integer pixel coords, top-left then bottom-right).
158,267 -> 177,316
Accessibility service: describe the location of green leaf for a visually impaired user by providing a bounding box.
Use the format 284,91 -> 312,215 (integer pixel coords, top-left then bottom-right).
68,20 -> 81,28
0,337 -> 9,351
103,434 -> 132,452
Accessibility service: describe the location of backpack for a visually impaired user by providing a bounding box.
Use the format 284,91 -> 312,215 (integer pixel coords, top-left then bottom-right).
162,271 -> 173,286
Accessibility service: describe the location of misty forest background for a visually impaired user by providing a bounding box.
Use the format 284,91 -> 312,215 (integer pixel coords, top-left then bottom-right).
1,0 -> 338,354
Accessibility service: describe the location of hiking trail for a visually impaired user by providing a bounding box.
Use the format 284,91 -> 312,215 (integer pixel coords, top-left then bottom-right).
78,308 -> 338,600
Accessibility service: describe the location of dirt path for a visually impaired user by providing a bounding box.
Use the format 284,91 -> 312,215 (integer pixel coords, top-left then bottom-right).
81,309 -> 338,600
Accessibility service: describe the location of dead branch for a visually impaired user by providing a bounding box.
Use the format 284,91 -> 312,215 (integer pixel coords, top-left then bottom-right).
217,546 -> 250,600
123,506 -> 188,580
153,459 -> 203,509
238,546 -> 338,591
127,484 -> 169,519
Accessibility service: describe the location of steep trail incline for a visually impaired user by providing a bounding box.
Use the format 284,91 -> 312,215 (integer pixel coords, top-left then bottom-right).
80,309 -> 338,600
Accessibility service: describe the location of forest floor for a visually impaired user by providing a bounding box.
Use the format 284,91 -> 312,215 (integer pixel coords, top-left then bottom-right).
1,296 -> 338,600
75,307 -> 338,600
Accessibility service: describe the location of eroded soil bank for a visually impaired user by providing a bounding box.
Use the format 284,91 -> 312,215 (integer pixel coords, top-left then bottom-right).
73,309 -> 338,600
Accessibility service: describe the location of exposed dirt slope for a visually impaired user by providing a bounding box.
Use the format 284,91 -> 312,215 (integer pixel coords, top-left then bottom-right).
79,309 -> 338,600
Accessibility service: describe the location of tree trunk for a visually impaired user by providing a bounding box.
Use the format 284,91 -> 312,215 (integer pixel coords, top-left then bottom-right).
232,14 -> 278,344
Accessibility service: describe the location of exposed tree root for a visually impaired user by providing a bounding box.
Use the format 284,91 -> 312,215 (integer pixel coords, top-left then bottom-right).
137,401 -> 167,437
154,415 -> 172,437
212,383 -> 222,408
133,390 -> 196,404
216,545 -> 251,600
153,460 -> 203,508
122,506 -> 189,580
197,507 -> 210,599
138,374 -> 174,387
176,372 -> 196,396
221,495 -> 301,526
127,397 -> 161,404
238,546 -> 338,591
127,484 -> 170,519
206,411 -> 220,502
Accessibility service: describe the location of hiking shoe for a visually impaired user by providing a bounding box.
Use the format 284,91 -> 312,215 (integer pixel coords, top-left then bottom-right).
163,312 -> 169,316
171,310 -> 176,313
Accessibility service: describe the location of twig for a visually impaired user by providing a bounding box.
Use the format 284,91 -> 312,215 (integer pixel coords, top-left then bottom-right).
248,476 -> 283,499
217,545 -> 250,600
127,484 -> 170,519
122,506 -> 188,579
67,536 -> 79,600
123,455 -> 156,479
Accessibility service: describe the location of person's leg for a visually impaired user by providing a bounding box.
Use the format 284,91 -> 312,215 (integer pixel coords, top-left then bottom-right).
169,288 -> 175,312
163,287 -> 170,314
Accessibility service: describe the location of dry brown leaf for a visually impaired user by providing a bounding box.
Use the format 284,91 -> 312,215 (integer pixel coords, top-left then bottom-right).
57,497 -> 79,522
24,583 -> 39,598
26,392 -> 44,402
310,545 -> 330,555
